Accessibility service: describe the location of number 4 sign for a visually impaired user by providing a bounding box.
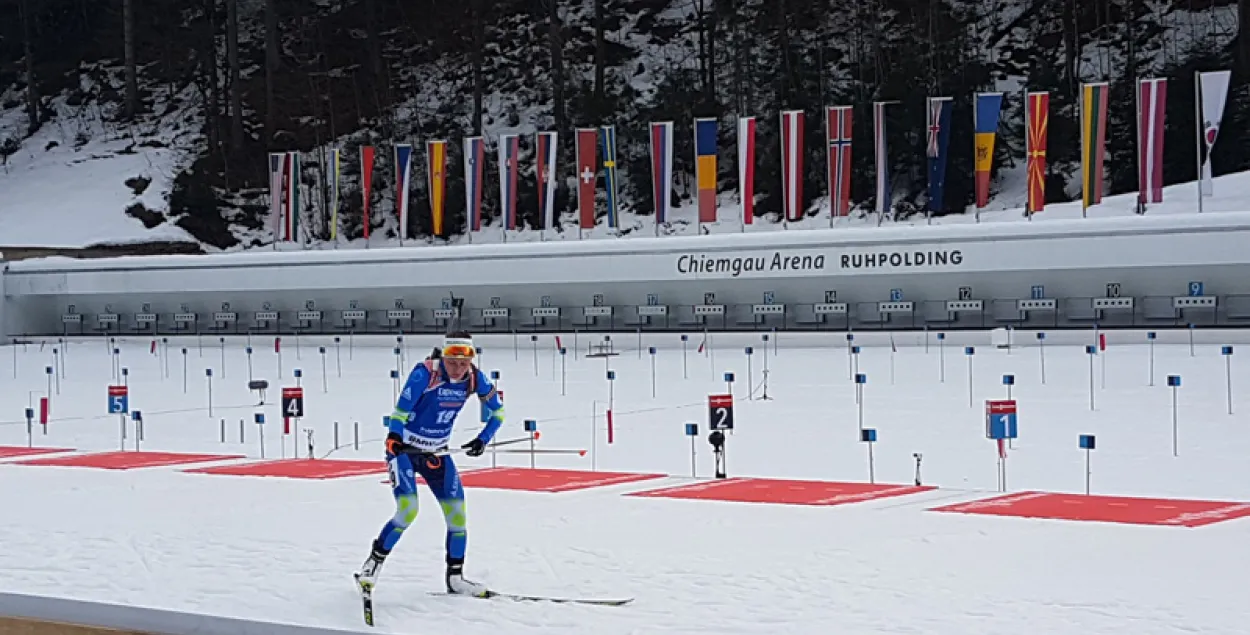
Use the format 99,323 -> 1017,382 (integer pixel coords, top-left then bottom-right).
281,387 -> 305,418
708,394 -> 734,431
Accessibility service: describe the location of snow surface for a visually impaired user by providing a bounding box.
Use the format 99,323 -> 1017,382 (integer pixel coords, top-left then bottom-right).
2,330 -> 1250,633
0,75 -> 201,249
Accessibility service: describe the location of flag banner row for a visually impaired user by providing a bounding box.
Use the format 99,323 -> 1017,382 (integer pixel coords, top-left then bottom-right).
267,70 -> 1235,245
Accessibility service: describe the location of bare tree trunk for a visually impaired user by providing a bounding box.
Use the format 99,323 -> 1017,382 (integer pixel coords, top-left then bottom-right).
695,0 -> 707,96
706,0 -> 718,109
365,0 -> 382,77
593,0 -> 605,106
1240,0 -> 1250,69
228,0 -> 244,151
471,0 -> 484,135
206,0 -> 221,153
1063,0 -> 1078,93
124,0 -> 139,119
19,0 -> 39,134
778,0 -> 792,104
265,0 -> 279,147
548,0 -> 565,132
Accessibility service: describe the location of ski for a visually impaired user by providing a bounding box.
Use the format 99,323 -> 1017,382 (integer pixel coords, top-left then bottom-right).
430,590 -> 633,606
355,574 -> 375,627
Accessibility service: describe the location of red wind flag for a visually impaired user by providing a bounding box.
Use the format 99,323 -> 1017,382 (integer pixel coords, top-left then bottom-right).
576,128 -> 598,230
1025,92 -> 1048,214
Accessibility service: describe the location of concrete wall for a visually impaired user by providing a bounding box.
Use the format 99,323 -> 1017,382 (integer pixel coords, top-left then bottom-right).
5,213 -> 1250,337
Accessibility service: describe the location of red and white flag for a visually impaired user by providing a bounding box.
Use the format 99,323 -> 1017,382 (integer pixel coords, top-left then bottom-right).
780,110 -> 804,222
1197,69 -> 1231,199
1136,78 -> 1167,205
737,116 -> 755,227
825,106 -> 852,218
575,128 -> 598,233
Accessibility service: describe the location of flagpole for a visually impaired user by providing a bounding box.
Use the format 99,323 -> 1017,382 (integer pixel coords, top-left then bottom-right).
1135,78 -> 1144,213
1195,71 -> 1204,214
1024,89 -> 1032,221
1080,84 -> 1087,219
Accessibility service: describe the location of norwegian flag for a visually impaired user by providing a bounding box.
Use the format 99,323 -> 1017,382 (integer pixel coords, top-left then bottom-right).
825,106 -> 852,218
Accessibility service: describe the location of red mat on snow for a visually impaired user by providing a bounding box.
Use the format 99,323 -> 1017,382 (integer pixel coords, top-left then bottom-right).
459,467 -> 665,493
628,477 -> 935,506
929,491 -> 1250,528
0,446 -> 74,459
15,450 -> 244,470
186,459 -> 386,480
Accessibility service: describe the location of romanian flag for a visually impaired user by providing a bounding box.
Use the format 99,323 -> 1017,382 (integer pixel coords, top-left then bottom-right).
600,125 -> 619,229
1025,91 -> 1049,214
1081,82 -> 1109,211
973,93 -> 1003,209
694,118 -> 717,224
424,140 -> 446,236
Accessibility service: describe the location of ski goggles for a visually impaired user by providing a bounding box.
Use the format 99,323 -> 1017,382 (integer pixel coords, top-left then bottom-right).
442,342 -> 476,359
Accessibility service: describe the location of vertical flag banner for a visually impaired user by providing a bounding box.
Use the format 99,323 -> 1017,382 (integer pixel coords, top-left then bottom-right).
1136,78 -> 1167,206
360,146 -> 375,240
649,121 -> 674,229
1197,69 -> 1231,203
463,136 -> 485,233
694,117 -> 718,224
427,140 -> 448,237
286,151 -> 300,241
576,128 -> 598,232
825,106 -> 852,220
268,152 -> 285,243
926,97 -> 953,215
780,110 -> 804,222
395,142 -> 414,242
498,133 -> 520,233
737,116 -> 756,227
1025,91 -> 1049,215
600,125 -> 620,229
1080,82 -> 1109,213
873,102 -> 891,220
973,92 -> 1004,211
330,148 -> 341,241
536,131 -> 557,233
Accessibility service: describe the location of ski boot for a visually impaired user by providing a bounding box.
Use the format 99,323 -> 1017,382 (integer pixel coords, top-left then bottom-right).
445,559 -> 489,597
354,539 -> 389,593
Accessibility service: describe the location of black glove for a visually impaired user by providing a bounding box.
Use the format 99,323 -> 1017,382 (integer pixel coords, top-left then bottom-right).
385,432 -> 410,456
461,438 -> 486,457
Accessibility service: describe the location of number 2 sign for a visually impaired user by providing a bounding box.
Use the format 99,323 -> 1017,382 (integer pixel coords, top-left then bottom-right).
708,394 -> 735,431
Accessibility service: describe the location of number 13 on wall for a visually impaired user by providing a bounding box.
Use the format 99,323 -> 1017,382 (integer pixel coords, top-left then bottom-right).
708,394 -> 735,431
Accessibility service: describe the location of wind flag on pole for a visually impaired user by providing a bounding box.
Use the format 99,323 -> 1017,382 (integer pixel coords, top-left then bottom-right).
575,128 -> 598,235
780,110 -> 804,222
973,92 -> 1003,214
463,136 -> 485,233
1196,70 -> 1231,208
360,146 -> 374,240
1025,91 -> 1049,215
825,106 -> 852,221
268,152 -> 285,245
536,131 -> 557,234
395,142 -> 414,242
737,116 -> 755,228
330,148 -> 341,242
498,134 -> 520,235
649,121 -> 674,232
600,125 -> 620,229
1136,77 -> 1167,207
286,151 -> 300,242
694,118 -> 718,224
873,102 -> 891,223
926,97 -> 953,217
1080,82 -> 1109,215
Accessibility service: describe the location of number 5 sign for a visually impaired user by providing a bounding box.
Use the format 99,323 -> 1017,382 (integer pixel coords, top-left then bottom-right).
708,394 -> 735,431
107,385 -> 129,414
